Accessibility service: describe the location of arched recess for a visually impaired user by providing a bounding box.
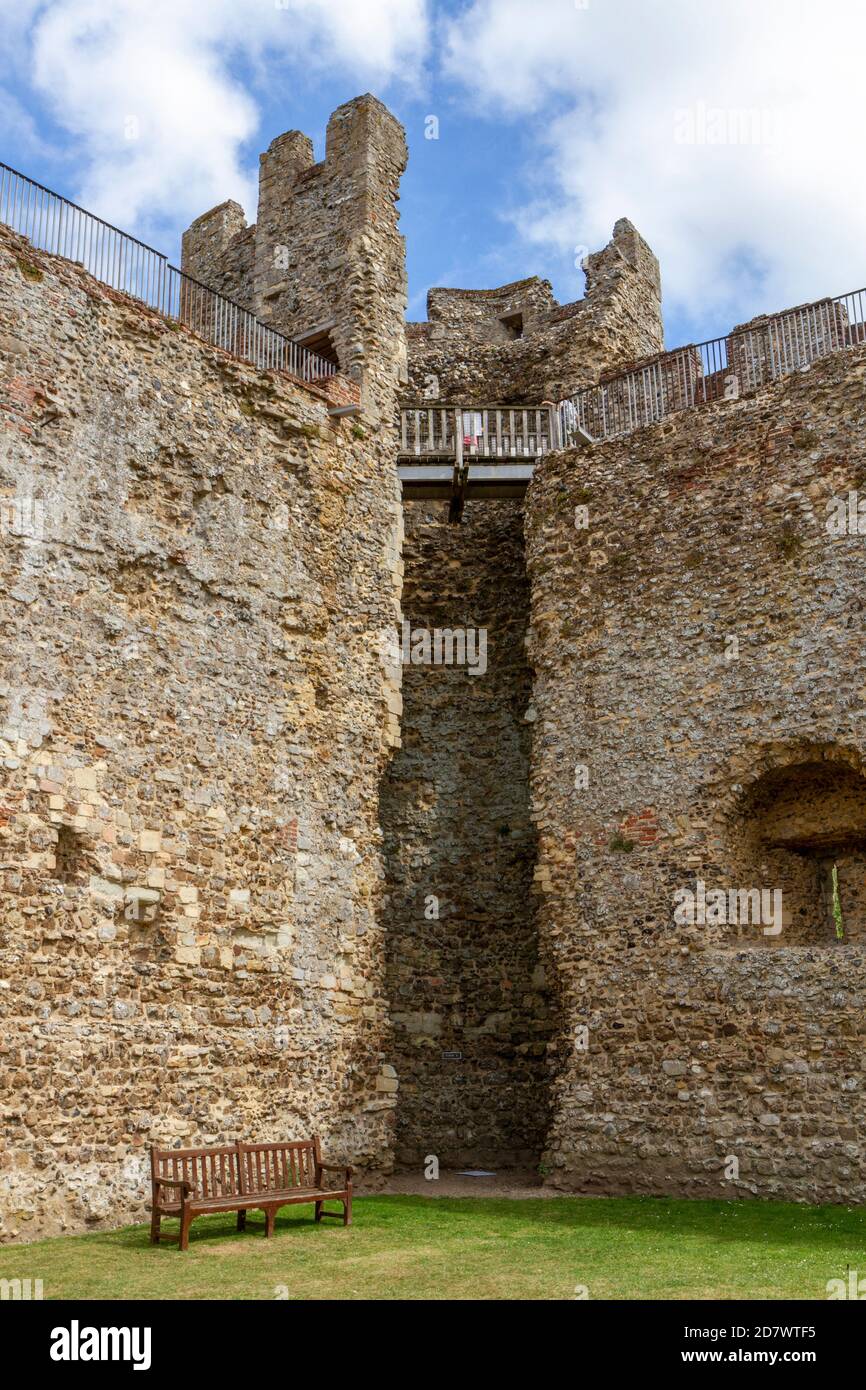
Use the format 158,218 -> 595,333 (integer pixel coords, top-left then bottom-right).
717,745 -> 866,945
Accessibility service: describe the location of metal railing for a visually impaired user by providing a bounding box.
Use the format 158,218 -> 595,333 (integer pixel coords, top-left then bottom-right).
400,405 -> 555,459
0,161 -> 337,383
569,289 -> 866,442
401,283 -> 866,463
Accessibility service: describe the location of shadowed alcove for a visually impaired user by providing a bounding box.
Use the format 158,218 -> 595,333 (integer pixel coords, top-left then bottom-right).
727,759 -> 866,945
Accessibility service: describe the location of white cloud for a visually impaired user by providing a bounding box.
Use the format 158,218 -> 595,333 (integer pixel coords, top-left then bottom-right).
0,88 -> 51,160
442,0 -> 866,340
7,0 -> 429,243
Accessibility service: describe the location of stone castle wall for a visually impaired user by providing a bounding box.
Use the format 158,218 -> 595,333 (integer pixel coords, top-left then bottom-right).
405,219 -> 663,405
4,81 -> 864,1237
383,216 -> 663,1173
0,210 -> 404,1240
525,342 -> 866,1203
382,500 -> 553,1169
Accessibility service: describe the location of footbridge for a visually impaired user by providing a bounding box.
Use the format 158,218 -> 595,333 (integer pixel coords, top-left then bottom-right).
399,284 -> 866,516
397,405 -> 593,513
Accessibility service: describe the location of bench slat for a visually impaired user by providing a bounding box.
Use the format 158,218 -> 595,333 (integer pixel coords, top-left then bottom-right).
238,1141 -> 317,1194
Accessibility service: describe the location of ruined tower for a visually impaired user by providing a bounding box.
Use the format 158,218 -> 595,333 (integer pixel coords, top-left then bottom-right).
181,93 -> 408,421
404,217 -> 663,405
526,340 -> 866,1202
0,96 -> 408,1240
3,85 -> 864,1246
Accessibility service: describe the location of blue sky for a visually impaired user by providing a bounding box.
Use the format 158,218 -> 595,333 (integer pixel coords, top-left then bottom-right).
3,0 -> 866,351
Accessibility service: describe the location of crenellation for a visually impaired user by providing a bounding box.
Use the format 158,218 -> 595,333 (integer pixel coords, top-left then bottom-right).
403,218 -> 663,405
180,200 -> 255,313
181,93 -> 408,421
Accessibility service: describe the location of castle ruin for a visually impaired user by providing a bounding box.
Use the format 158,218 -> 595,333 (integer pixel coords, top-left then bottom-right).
1,94 -> 865,1240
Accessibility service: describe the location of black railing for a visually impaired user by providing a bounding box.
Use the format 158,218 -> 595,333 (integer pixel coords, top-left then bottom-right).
0,161 -> 337,383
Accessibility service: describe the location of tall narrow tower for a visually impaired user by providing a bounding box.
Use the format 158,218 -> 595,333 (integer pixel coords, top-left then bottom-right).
182,94 -> 408,422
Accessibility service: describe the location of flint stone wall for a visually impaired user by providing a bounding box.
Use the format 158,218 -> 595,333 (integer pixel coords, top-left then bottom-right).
525,342 -> 866,1201
382,499 -> 553,1169
0,222 -> 403,1241
383,216 -> 663,1173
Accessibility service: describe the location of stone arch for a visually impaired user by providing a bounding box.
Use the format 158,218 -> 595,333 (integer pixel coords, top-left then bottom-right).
709,742 -> 866,945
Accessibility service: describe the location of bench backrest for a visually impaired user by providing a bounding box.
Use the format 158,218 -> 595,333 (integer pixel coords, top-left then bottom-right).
151,1138 -> 321,1198
237,1140 -> 319,1194
151,1144 -> 243,1199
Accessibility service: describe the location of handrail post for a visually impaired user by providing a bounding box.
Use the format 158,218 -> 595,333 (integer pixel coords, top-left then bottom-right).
450,408 -> 467,523
547,402 -> 560,451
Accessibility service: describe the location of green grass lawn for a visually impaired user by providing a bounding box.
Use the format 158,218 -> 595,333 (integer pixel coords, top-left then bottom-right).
4,1195 -> 863,1300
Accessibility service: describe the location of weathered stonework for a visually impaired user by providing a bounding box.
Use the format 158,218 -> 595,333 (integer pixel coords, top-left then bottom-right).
385,219 -> 661,1172
182,94 -> 408,421
405,219 -> 663,405
4,82 -> 865,1239
525,343 -> 866,1202
382,500 -> 552,1168
0,166 -> 404,1237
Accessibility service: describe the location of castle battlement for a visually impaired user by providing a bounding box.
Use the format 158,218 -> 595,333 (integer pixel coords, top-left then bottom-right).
182,94 -> 408,420
404,217 -> 664,406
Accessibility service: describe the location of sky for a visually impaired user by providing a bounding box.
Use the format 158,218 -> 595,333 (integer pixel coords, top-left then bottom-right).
2,0 -> 866,349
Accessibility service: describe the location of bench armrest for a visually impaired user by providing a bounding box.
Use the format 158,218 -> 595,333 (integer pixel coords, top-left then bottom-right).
153,1176 -> 194,1198
317,1160 -> 353,1183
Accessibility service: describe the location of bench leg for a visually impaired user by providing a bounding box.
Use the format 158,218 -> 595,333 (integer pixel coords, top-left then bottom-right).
236,1210 -> 247,1233
179,1207 -> 194,1252
315,1201 -> 323,1223
150,1209 -> 161,1245
343,1192 -> 352,1228
264,1207 -> 276,1239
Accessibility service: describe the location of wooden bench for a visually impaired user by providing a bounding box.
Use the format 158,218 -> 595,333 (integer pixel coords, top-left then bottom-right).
150,1137 -> 352,1251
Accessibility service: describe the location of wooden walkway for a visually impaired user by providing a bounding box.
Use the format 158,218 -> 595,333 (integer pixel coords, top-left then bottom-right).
397,405 -> 593,513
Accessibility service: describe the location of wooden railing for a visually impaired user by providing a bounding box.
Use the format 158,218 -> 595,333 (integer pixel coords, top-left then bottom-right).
403,284 -> 866,462
399,405 -> 558,459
